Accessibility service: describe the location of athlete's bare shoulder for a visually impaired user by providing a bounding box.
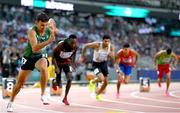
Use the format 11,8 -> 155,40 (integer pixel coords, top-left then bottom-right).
85,41 -> 100,49
158,50 -> 165,55
110,44 -> 115,51
117,49 -> 123,54
27,26 -> 36,35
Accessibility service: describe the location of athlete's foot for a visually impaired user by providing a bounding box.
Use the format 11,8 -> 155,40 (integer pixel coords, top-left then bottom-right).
7,102 -> 13,112
41,95 -> 50,105
96,94 -> 102,101
116,92 -> 120,98
89,80 -> 95,93
62,97 -> 70,105
165,91 -> 171,96
157,80 -> 161,87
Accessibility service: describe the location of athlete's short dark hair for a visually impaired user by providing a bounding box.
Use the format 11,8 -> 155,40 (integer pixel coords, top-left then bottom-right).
166,48 -> 172,55
102,35 -> 111,40
69,34 -> 77,39
123,43 -> 130,48
36,12 -> 49,22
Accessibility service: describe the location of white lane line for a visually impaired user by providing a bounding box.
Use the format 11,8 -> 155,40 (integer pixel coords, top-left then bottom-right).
0,90 -> 128,113
0,95 -> 64,113
102,98 -> 180,110
49,96 -> 139,113
1,98 -> 65,113
131,91 -> 180,104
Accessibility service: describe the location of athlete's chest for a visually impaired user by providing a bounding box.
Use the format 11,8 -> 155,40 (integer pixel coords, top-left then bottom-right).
59,51 -> 74,59
36,34 -> 49,42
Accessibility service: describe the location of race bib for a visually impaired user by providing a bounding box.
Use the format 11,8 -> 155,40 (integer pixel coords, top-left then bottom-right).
97,52 -> 108,61
162,58 -> 170,63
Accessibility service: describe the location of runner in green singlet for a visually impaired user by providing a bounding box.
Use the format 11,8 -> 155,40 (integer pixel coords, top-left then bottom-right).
7,12 -> 56,112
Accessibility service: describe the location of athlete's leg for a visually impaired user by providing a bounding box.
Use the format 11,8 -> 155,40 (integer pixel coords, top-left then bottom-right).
62,65 -> 73,105
124,66 -> 133,84
117,64 -> 125,94
64,72 -> 73,98
157,65 -> 163,87
157,71 -> 163,87
166,72 -> 171,92
96,74 -> 108,95
35,58 -> 48,96
117,73 -> 124,94
124,76 -> 131,84
7,70 -> 32,112
56,69 -> 62,88
10,70 -> 32,102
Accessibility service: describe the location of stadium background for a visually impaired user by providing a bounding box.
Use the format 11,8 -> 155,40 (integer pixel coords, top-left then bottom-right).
0,0 -> 180,84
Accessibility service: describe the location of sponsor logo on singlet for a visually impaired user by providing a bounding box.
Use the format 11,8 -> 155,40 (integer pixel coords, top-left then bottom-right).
59,51 -> 73,59
122,57 -> 133,63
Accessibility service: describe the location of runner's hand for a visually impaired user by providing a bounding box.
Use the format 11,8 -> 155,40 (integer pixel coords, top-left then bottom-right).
48,18 -> 56,41
78,56 -> 86,64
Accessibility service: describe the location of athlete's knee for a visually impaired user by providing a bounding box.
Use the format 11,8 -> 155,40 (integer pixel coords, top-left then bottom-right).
98,74 -> 106,81
166,75 -> 171,80
39,66 -> 48,72
66,73 -> 73,81
124,81 -> 128,84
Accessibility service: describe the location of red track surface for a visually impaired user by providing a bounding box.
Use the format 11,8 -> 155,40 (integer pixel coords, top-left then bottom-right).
1,82 -> 180,113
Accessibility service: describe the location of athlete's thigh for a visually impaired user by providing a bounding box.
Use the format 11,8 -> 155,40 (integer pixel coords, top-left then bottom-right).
100,62 -> 108,77
166,71 -> 171,79
62,64 -> 73,80
62,64 -> 71,74
119,64 -> 125,75
35,58 -> 48,70
164,65 -> 171,75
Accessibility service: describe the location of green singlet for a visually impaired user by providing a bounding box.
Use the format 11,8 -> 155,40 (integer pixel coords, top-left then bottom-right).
24,25 -> 51,58
157,50 -> 172,65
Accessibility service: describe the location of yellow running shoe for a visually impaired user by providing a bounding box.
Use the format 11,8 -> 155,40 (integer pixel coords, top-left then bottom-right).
89,80 -> 95,93
96,94 -> 102,101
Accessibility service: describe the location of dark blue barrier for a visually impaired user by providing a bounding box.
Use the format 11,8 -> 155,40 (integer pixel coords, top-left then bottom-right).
137,70 -> 180,80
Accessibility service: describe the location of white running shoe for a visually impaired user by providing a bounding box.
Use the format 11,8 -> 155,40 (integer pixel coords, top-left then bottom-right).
7,102 -> 13,112
41,95 -> 50,105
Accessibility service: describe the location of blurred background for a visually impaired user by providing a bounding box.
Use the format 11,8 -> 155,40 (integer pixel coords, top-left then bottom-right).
0,0 -> 180,84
